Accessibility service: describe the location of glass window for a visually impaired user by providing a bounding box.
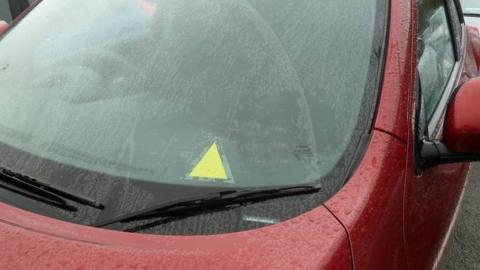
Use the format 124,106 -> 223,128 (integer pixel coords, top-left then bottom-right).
0,0 -> 12,22
461,0 -> 480,9
0,0 -> 379,190
462,0 -> 480,29
418,0 -> 456,119
0,0 -> 33,23
465,17 -> 480,29
10,1 -> 29,17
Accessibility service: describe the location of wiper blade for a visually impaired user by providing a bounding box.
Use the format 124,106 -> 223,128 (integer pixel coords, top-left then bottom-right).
0,167 -> 104,211
94,184 -> 321,228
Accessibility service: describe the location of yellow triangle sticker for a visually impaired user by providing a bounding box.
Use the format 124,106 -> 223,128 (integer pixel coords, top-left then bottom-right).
189,143 -> 229,181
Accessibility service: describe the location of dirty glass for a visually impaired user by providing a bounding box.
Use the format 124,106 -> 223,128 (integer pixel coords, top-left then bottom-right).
417,0 -> 456,120
461,0 -> 480,9
462,0 -> 480,29
0,0 -> 377,188
0,0 -> 12,22
465,17 -> 480,29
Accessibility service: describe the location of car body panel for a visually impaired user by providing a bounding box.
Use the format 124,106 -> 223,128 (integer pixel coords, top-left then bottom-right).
372,0 -> 412,142
404,161 -> 469,270
0,202 -> 352,270
324,131 -> 407,270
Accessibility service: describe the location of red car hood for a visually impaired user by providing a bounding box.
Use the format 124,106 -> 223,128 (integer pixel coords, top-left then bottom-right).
0,203 -> 351,270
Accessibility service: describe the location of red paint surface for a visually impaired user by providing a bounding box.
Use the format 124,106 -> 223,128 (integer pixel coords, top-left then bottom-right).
0,203 -> 351,270
325,131 -> 408,270
444,78 -> 480,154
403,162 -> 468,269
372,0 -> 412,142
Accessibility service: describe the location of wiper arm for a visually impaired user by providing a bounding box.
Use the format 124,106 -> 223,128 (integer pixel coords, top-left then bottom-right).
0,167 -> 104,211
94,184 -> 321,228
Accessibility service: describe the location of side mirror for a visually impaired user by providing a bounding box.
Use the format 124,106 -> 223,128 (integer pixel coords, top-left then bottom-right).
0,21 -> 8,35
418,78 -> 480,170
444,78 -> 480,154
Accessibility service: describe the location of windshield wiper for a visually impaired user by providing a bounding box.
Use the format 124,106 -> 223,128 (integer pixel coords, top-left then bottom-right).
0,167 -> 104,211
94,184 -> 321,228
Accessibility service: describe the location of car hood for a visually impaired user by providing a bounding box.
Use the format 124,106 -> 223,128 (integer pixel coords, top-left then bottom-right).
0,203 -> 351,270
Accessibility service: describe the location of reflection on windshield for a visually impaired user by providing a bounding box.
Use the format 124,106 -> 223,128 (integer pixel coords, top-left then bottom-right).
0,0 -> 377,188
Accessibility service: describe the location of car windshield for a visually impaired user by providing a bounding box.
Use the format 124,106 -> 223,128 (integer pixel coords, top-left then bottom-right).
0,0 -> 378,189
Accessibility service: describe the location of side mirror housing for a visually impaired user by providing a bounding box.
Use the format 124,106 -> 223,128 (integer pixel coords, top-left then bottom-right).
444,78 -> 480,154
418,78 -> 480,170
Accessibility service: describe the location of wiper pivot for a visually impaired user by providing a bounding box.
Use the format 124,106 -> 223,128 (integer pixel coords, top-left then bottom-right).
0,167 -> 104,210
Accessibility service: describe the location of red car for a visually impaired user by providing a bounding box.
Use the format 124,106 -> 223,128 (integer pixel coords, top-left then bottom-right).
0,0 -> 480,269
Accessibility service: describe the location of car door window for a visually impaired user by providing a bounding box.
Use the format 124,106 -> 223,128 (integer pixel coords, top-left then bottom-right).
461,0 -> 480,9
8,0 -> 31,20
0,0 -> 31,23
417,0 -> 456,119
0,0 -> 13,22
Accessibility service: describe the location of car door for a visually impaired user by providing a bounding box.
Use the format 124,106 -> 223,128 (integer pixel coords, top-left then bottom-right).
404,0 -> 477,269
